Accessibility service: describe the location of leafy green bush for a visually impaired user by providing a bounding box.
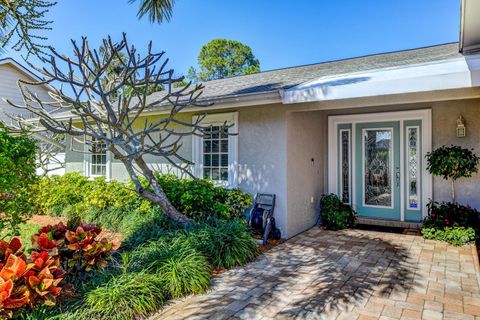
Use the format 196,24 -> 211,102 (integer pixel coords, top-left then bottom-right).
31,172 -> 90,216
191,219 -> 259,269
31,173 -> 252,233
320,194 -> 356,230
0,129 -> 37,235
421,226 -> 476,246
154,174 -> 252,219
83,272 -> 166,320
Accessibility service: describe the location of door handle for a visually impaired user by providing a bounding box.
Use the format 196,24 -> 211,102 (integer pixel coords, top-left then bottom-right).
395,167 -> 400,188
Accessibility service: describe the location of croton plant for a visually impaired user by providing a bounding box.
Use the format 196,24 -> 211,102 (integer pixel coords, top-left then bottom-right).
0,237 -> 64,318
0,222 -> 114,318
32,222 -> 114,284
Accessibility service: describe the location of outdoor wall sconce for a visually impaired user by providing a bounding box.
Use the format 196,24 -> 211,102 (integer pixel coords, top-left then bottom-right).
456,115 -> 466,138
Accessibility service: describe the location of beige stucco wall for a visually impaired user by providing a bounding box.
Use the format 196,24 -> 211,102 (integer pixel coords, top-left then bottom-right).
286,111 -> 326,237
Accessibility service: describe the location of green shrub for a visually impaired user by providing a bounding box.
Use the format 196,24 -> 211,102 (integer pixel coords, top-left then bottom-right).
0,129 -> 37,235
421,226 -> 476,246
192,219 -> 259,269
154,174 -> 252,219
83,272 -> 166,320
421,200 -> 479,246
320,194 -> 356,230
31,172 -> 90,216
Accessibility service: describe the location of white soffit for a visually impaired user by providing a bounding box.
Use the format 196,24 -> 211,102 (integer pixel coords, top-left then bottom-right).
460,0 -> 480,54
281,55 -> 480,104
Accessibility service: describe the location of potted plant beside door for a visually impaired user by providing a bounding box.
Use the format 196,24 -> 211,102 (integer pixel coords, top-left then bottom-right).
422,145 -> 480,246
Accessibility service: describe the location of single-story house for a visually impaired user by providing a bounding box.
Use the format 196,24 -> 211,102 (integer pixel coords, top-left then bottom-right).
63,1 -> 480,238
0,57 -> 65,176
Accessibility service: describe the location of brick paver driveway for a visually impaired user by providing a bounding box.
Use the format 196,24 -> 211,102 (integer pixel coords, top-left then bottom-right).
152,228 -> 480,320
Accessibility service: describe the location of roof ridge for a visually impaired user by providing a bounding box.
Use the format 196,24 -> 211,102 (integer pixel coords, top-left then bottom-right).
201,42 -> 460,84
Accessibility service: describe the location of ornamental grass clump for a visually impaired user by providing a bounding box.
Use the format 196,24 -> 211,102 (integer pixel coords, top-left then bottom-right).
83,272 -> 166,320
127,237 -> 211,298
191,219 -> 259,269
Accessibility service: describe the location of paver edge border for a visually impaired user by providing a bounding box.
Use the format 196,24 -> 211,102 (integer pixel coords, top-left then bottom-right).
471,244 -> 480,290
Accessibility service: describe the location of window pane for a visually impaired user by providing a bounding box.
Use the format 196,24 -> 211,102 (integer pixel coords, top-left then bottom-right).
201,123 -> 232,183
221,140 -> 228,153
212,168 -> 220,180
203,168 -> 211,179
221,127 -> 228,138
221,154 -> 228,167
211,154 -> 219,166
220,168 -> 228,181
211,126 -> 220,139
364,129 -> 392,207
203,140 -> 212,153
204,154 -> 211,166
212,140 -> 220,152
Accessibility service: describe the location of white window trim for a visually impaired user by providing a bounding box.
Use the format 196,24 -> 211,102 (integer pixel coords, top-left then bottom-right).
192,112 -> 238,187
83,136 -> 112,180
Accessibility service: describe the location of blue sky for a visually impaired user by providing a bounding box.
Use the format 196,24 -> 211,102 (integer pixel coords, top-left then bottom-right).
6,0 -> 460,76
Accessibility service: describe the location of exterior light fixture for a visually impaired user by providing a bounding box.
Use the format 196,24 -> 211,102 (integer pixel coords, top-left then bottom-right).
456,115 -> 466,138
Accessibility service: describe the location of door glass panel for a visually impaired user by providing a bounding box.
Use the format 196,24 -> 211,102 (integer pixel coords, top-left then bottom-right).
363,129 -> 392,207
407,127 -> 419,209
340,130 -> 350,204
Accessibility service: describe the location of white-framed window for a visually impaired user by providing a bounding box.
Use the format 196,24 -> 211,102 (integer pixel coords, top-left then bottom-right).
192,112 -> 238,187
84,137 -> 111,179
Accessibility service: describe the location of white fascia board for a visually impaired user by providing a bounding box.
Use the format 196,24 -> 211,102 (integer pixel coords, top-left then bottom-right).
281,56 -> 480,104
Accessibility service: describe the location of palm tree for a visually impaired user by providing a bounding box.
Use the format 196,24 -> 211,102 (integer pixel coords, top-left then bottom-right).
129,0 -> 175,24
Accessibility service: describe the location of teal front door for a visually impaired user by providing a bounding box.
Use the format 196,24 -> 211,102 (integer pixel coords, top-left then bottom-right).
355,122 -> 400,220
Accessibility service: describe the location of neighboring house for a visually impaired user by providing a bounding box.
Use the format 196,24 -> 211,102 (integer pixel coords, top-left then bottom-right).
64,0 -> 480,239
0,57 -> 65,176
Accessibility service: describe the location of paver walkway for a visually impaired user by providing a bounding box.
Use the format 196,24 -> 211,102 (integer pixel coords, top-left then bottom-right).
151,228 -> 480,320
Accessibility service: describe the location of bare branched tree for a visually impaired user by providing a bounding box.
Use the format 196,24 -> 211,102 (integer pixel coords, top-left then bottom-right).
2,33 -> 220,224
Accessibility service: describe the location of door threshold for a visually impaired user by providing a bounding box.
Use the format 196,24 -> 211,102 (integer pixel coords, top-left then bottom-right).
356,217 -> 422,229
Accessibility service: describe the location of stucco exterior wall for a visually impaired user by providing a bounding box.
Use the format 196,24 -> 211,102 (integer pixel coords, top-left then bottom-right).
237,105 -> 288,237
286,111 -> 326,237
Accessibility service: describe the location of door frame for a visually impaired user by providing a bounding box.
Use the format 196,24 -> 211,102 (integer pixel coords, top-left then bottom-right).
328,109 -> 432,221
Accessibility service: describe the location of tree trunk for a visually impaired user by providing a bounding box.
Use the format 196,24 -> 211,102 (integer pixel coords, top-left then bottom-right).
451,179 -> 456,203
134,157 -> 190,225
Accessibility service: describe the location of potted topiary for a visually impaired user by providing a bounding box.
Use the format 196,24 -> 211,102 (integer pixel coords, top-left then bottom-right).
425,145 -> 479,203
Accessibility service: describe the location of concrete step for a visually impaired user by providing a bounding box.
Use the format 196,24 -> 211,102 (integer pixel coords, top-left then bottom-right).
356,217 -> 422,229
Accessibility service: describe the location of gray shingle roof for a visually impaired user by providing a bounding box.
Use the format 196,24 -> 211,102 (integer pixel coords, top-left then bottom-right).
148,42 -> 461,103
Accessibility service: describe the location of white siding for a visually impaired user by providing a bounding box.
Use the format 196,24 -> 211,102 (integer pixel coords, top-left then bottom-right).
0,63 -> 52,122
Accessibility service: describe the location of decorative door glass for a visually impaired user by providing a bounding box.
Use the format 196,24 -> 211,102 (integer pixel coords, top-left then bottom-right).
363,129 -> 393,207
407,127 -> 419,209
340,130 -> 350,204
